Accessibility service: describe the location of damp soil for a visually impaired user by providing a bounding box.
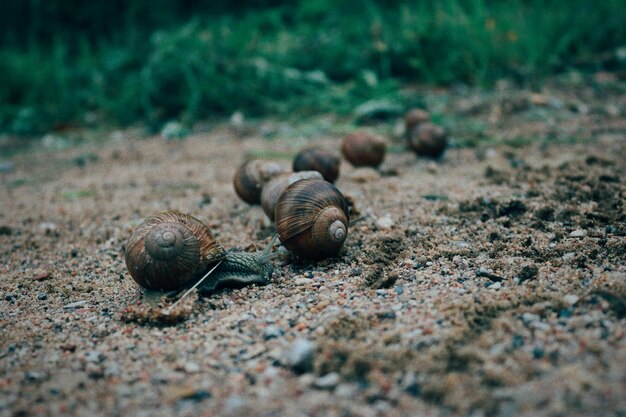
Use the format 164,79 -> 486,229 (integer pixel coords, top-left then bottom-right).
1,77 -> 625,417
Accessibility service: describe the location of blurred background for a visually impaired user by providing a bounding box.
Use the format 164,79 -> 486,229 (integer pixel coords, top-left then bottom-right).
1,0 -> 625,136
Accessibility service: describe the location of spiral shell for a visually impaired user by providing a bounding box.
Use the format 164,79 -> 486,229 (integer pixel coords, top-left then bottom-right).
275,179 -> 349,260
261,171 -> 323,221
293,148 -> 340,183
409,122 -> 447,158
341,131 -> 386,168
233,160 -> 286,204
124,211 -> 226,291
404,108 -> 430,137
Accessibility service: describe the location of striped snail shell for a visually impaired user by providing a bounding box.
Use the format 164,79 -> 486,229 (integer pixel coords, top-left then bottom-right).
124,211 -> 226,291
233,159 -> 286,204
260,171 -> 323,222
275,178 -> 349,260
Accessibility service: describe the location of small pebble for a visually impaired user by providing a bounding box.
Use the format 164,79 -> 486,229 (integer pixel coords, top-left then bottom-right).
375,214 -> 395,230
263,325 -> 284,340
0,225 -> 11,235
285,338 -> 315,374
314,372 -> 340,390
490,282 -> 502,290
63,300 -> 88,309
37,293 -> 47,301
569,229 -> 586,237
563,294 -> 579,306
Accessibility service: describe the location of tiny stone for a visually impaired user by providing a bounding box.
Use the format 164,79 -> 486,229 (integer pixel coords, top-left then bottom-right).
285,338 -> 315,374
294,278 -> 311,286
5,293 -> 15,302
38,293 -> 47,301
490,282 -> 502,290
563,294 -> 579,306
521,312 -> 540,324
314,372 -> 340,390
532,346 -> 545,359
394,285 -> 404,295
351,267 -> 362,276
569,229 -> 586,237
375,214 -> 395,230
263,325 -> 284,340
562,252 -> 576,261
183,362 -> 200,373
0,225 -> 12,235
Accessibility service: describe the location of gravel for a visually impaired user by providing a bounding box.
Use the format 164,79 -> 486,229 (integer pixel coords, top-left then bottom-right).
1,80 -> 625,417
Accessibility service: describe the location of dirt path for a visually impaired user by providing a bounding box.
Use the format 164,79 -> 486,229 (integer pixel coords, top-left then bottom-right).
1,80 -> 625,417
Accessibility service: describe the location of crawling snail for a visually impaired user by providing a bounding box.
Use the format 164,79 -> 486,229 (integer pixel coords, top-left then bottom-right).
341,131 -> 386,168
260,170 -> 323,222
233,159 -> 286,204
275,178 -> 349,260
124,211 -> 274,292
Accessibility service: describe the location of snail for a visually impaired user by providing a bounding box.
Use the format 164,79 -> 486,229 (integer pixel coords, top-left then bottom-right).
124,211 -> 274,292
341,131 -> 386,168
275,178 -> 349,260
261,171 -> 323,221
233,159 -> 286,204
404,108 -> 430,139
293,148 -> 340,183
408,122 -> 448,158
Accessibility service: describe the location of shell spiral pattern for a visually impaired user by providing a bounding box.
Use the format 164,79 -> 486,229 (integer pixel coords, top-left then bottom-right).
275,179 -> 349,260
124,211 -> 226,291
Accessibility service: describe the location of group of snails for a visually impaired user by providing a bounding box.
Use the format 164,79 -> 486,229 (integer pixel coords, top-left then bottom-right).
123,108 -> 446,296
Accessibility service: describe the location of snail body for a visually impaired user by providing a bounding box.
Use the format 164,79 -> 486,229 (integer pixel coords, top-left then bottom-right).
275,179 -> 349,260
293,148 -> 340,183
125,211 -> 273,292
233,160 -> 286,204
260,171 -> 323,221
341,131 -> 386,168
409,122 -> 447,158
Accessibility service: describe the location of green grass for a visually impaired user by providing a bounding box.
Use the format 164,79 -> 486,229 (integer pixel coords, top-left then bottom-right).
1,0 -> 625,135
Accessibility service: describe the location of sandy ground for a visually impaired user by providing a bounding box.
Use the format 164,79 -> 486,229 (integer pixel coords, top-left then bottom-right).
1,78 -> 625,417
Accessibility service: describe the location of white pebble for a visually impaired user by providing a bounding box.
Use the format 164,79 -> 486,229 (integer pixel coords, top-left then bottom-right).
569,229 -> 586,237
375,214 -> 395,230
563,294 -> 579,306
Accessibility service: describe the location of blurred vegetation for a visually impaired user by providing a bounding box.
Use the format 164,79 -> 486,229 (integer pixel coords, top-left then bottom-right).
1,0 -> 625,134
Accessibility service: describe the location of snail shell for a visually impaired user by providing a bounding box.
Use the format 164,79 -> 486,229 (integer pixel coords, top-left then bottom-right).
404,108 -> 430,138
409,122 -> 447,158
341,131 -> 386,168
124,211 -> 226,291
233,160 -> 286,204
275,178 -> 349,260
293,148 -> 340,183
261,171 -> 323,221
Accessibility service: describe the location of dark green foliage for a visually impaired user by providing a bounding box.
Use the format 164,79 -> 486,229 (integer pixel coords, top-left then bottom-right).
1,0 -> 625,134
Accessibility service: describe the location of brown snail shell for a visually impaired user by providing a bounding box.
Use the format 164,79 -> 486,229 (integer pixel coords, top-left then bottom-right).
233,160 -> 286,204
124,211 -> 226,291
261,171 -> 323,221
404,108 -> 430,137
341,131 -> 386,168
275,178 -> 349,260
293,148 -> 340,183
409,122 -> 447,158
